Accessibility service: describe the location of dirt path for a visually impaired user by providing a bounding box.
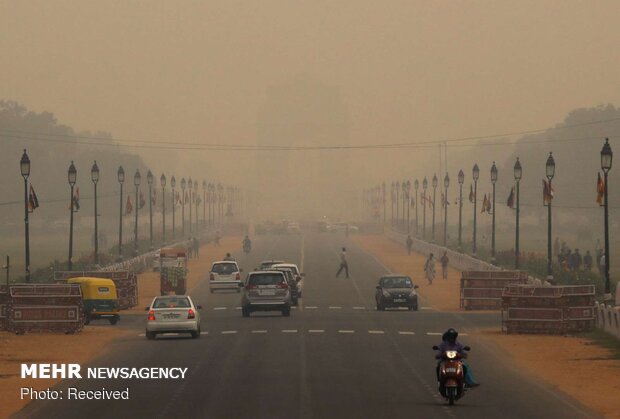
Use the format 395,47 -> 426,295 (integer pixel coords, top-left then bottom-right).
0,235 -> 242,418
354,234 -> 620,419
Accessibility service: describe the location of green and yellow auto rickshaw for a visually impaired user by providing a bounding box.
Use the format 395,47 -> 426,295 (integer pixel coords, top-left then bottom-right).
67,277 -> 120,325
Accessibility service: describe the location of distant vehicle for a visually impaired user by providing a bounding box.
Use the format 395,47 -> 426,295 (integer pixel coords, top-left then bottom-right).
240,271 -> 292,317
209,261 -> 242,293
375,275 -> 419,311
327,222 -> 359,234
287,222 -> 301,234
258,260 -> 285,270
145,295 -> 202,339
270,266 -> 299,306
271,263 -> 305,297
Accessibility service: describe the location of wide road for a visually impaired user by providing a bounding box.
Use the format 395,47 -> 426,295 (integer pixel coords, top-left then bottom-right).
16,231 -> 598,419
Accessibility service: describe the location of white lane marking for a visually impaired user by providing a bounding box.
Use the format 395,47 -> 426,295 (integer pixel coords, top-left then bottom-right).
426,332 -> 442,336
329,306 -> 342,309
200,332 -> 209,335
282,329 -> 298,333
213,307 -> 227,310
353,306 -> 366,310
138,333 -> 145,337
291,306 -> 298,309
460,333 -> 469,336
308,329 -> 324,333
338,330 -> 355,334
420,307 -> 433,310
368,330 -> 385,334
305,306 -> 318,309
221,330 -> 238,334
234,307 -> 242,310
398,331 -> 416,335
252,330 -> 268,334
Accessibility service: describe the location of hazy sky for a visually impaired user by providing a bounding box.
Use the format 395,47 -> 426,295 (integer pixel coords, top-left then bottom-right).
2,1 -> 620,180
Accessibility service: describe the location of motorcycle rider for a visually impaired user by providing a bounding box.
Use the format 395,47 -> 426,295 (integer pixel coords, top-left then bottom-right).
435,328 -> 479,388
243,235 -> 252,252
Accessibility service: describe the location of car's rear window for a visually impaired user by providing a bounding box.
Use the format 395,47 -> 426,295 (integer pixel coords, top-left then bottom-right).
381,277 -> 413,288
153,297 -> 190,308
212,263 -> 237,274
274,269 -> 294,281
248,273 -> 284,286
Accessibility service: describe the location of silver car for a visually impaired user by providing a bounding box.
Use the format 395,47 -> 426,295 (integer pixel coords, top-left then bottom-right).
240,271 -> 291,317
145,295 -> 202,339
209,260 -> 242,293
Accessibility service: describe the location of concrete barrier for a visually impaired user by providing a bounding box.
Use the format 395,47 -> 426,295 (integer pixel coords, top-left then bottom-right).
595,303 -> 620,339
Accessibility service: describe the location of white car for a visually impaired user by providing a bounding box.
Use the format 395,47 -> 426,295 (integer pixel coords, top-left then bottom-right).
287,222 -> 301,234
327,222 -> 359,234
145,295 -> 202,339
271,263 -> 305,297
209,261 -> 243,293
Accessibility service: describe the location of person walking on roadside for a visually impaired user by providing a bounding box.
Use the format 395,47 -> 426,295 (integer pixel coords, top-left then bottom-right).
424,253 -> 436,285
584,250 -> 593,272
336,247 -> 349,278
406,235 -> 413,255
440,251 -> 449,280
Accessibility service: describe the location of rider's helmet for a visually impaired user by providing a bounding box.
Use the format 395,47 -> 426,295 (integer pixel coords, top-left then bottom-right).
442,328 -> 458,344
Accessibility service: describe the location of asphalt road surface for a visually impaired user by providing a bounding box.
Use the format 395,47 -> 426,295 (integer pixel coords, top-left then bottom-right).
16,232 -> 599,419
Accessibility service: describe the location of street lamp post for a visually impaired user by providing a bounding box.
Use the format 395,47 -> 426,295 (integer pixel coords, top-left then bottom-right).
147,170 -> 154,250
91,161 -> 100,265
202,181 -> 207,229
161,174 -> 167,243
444,173 -> 449,246
545,152 -> 555,282
194,181 -> 199,232
514,158 -> 522,268
472,164 -> 480,255
422,177 -> 428,239
181,178 -> 186,235
208,183 -> 214,226
414,179 -> 419,237
390,181 -> 395,228
171,176 -> 176,240
218,184 -> 224,225
117,166 -> 124,261
395,181 -> 400,231
490,162 -> 498,264
458,170 -> 464,252
68,161 -> 77,270
382,182 -> 386,226
188,178 -> 193,233
133,170 -> 141,256
20,150 -> 31,282
601,139 -> 613,300
432,174 -> 438,242
405,181 -> 411,234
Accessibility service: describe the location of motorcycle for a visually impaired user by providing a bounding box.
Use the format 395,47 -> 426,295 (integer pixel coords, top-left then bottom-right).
433,345 -> 470,405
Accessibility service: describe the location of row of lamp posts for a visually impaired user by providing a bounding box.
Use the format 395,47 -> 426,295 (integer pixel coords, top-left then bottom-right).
363,139 -> 613,300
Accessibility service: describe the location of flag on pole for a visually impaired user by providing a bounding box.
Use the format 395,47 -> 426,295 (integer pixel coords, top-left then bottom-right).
151,189 -> 157,205
175,191 -> 181,205
73,187 -> 80,211
596,172 -> 605,205
469,184 -> 475,203
481,194 -> 488,213
139,191 -> 145,209
28,184 -> 39,212
542,179 -> 554,205
486,194 -> 492,213
507,187 -> 515,209
125,195 -> 133,215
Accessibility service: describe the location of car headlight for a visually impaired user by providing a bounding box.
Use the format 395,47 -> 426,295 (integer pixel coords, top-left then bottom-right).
382,290 -> 391,298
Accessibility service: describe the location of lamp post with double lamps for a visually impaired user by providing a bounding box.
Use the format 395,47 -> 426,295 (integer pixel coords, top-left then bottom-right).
490,162 -> 498,264
203,180 -> 207,229
171,176 -> 176,240
458,170 -> 464,252
600,139 -> 613,300
431,175 -> 438,242
133,170 -> 141,256
161,174 -> 166,243
147,170 -> 154,250
545,152 -> 555,282
395,181 -> 400,231
404,181 -> 411,234
414,179 -> 419,237
91,161 -> 100,264
443,173 -> 449,246
514,158 -> 522,268
67,162 -> 77,270
472,164 -> 480,255
20,150 -> 31,282
194,181 -> 199,231
188,178 -> 193,233
181,178 -> 186,235
117,166 -> 125,261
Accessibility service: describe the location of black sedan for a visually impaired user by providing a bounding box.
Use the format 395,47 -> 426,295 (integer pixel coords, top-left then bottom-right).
375,275 -> 419,311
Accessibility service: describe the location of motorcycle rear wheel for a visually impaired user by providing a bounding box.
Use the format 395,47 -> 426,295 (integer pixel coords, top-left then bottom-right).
447,387 -> 456,405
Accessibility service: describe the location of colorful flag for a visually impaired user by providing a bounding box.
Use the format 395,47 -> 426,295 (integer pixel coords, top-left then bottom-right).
139,191 -> 146,209
469,184 -> 475,203
596,172 -> 605,205
73,187 -> 80,211
507,187 -> 515,209
481,194 -> 488,213
486,194 -> 492,213
125,195 -> 133,215
28,184 -> 39,212
151,189 -> 157,205
543,179 -> 554,205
